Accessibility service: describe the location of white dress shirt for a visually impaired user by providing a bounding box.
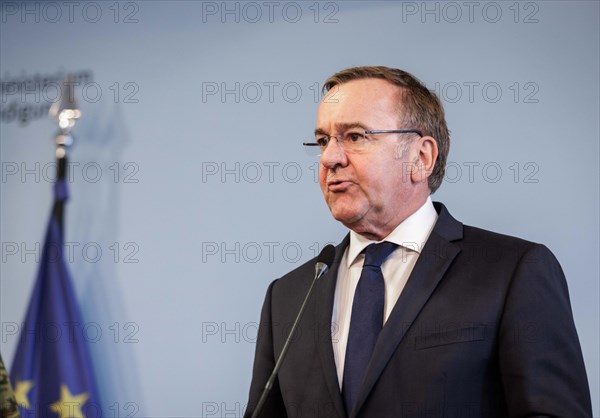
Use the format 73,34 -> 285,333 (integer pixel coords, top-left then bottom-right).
331,197 -> 438,388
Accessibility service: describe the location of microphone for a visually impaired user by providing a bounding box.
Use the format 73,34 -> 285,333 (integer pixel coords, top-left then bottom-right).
314,244 -> 335,279
250,244 -> 336,418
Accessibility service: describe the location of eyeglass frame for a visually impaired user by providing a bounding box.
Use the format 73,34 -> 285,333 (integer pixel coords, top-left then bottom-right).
302,129 -> 424,154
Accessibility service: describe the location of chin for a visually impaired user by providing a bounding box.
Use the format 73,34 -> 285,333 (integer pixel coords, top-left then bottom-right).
330,207 -> 363,227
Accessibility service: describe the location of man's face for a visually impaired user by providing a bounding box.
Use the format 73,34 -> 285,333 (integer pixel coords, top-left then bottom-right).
316,78 -> 428,239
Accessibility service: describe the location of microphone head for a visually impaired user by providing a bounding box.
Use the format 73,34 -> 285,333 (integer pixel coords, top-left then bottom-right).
315,244 -> 336,279
317,244 -> 336,268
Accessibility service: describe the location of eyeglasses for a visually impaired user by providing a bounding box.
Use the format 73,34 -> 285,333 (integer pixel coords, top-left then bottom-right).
302,129 -> 423,156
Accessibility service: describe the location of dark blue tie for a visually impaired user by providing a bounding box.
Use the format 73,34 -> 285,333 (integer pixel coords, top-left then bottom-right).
342,241 -> 398,415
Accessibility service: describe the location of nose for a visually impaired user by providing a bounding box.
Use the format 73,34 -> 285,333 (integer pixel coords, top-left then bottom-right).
320,138 -> 348,170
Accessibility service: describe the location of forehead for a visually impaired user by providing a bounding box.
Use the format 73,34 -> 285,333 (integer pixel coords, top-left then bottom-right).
316,78 -> 402,129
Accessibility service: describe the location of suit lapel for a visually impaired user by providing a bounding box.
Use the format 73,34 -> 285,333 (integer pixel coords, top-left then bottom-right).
315,236 -> 350,418
350,203 -> 463,418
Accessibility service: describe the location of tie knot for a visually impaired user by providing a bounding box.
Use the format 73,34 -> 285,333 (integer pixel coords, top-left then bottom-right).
363,241 -> 398,268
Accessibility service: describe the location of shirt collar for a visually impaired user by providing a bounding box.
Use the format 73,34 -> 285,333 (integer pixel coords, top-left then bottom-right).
346,196 -> 438,268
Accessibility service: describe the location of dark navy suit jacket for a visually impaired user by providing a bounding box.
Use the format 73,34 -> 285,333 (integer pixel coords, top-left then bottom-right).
244,203 -> 592,418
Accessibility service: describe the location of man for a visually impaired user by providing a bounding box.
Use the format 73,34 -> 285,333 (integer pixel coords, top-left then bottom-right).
244,66 -> 592,417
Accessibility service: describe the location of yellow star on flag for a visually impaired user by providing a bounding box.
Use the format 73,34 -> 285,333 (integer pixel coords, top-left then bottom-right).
49,384 -> 89,418
14,380 -> 33,409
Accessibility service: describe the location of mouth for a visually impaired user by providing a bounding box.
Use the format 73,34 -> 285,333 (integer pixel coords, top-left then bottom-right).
327,179 -> 352,192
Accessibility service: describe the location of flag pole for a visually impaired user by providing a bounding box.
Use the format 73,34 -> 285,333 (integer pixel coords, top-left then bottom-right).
11,72 -> 102,416
49,75 -> 80,232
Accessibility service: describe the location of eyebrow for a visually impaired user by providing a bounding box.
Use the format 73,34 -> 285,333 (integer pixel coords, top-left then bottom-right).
314,122 -> 367,137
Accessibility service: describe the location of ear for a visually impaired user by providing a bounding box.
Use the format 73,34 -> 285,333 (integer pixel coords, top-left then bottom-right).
411,136 -> 438,183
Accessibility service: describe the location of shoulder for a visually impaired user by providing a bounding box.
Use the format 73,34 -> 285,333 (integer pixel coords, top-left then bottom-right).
461,223 -> 537,249
433,201 -> 557,263
269,257 -> 318,298
460,223 -> 558,263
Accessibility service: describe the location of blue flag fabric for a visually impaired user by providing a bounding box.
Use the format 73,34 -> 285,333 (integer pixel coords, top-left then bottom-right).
10,178 -> 102,417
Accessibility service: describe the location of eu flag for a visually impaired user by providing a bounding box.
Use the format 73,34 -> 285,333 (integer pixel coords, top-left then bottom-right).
10,174 -> 102,418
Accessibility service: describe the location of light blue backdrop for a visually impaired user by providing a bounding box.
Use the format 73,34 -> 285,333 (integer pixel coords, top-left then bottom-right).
1,1 -> 598,416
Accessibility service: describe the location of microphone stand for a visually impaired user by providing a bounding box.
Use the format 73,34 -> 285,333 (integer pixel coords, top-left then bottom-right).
250,245 -> 335,418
